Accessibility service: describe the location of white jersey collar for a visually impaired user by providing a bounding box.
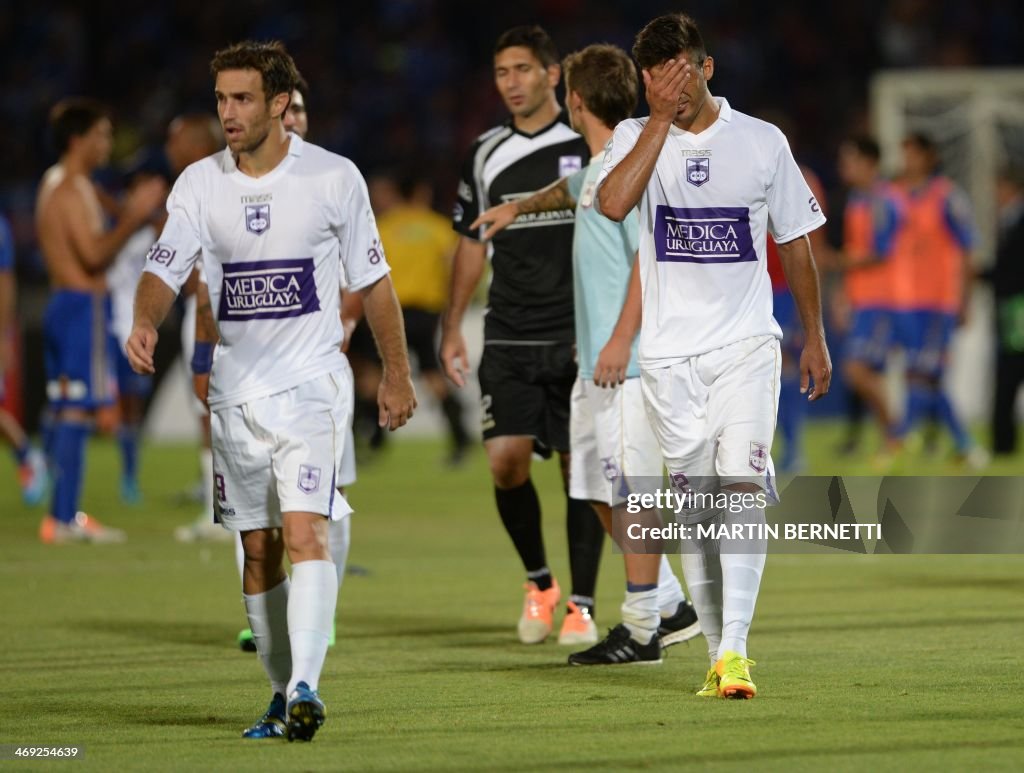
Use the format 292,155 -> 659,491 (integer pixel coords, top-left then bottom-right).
222,131 -> 303,185
668,96 -> 731,141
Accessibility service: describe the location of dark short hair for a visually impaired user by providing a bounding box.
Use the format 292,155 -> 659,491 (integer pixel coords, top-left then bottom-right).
632,13 -> 707,72
844,134 -> 881,162
563,44 -> 638,129
294,72 -> 310,104
210,40 -> 300,106
49,98 -> 109,155
903,131 -> 937,155
494,25 -> 559,68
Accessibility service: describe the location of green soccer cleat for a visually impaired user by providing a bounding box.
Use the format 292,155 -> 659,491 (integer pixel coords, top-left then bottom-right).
715,650 -> 757,699
696,666 -> 720,697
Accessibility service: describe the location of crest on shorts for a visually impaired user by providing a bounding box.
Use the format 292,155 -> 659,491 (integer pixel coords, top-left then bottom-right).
298,464 -> 321,494
245,204 -> 271,235
748,441 -> 768,473
686,157 -> 710,187
600,456 -> 621,481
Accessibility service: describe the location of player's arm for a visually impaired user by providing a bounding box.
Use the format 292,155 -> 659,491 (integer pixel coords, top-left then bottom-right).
126,172 -> 202,375
594,254 -> 642,388
440,236 -> 486,387
61,177 -> 166,273
470,178 -> 576,241
360,274 -> 416,430
598,59 -> 691,221
777,234 -> 831,401
191,272 -> 218,406
127,273 -> 177,374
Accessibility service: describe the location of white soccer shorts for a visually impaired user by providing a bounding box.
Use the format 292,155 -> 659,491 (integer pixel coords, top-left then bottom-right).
210,369 -> 354,531
569,376 -> 664,505
640,335 -> 780,522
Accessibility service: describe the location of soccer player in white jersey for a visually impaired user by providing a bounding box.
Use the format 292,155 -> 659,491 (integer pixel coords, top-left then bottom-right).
189,75 -> 363,653
598,13 -> 831,698
126,41 -> 415,741
471,44 -> 701,665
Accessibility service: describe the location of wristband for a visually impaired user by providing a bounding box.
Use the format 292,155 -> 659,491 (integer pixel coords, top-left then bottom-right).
191,341 -> 214,375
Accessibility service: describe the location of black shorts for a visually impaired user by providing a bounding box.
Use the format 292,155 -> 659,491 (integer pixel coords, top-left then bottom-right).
348,307 -> 441,373
477,343 -> 576,455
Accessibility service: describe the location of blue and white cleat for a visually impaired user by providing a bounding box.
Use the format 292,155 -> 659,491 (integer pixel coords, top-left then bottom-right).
19,448 -> 49,506
286,681 -> 325,742
242,693 -> 287,739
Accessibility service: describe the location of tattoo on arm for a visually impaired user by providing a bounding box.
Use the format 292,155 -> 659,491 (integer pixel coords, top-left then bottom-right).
516,179 -> 576,215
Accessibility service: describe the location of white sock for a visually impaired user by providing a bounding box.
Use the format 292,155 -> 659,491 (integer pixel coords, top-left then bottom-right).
719,506 -> 767,658
680,523 -> 723,665
234,531 -> 245,585
243,577 -> 291,698
621,587 -> 660,644
287,560 -> 338,695
199,447 -> 214,518
656,554 -> 686,615
329,515 -> 351,588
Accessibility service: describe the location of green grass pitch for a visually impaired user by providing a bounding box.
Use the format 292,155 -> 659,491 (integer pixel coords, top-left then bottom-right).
1,426 -> 1022,771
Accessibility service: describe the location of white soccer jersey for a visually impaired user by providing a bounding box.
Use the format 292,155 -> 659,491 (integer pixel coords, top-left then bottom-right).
108,224 -> 157,349
142,134 -> 389,409
598,98 -> 825,366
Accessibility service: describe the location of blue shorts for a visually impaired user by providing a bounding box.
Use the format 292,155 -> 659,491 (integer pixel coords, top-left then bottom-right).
894,310 -> 956,377
115,345 -> 153,398
846,307 -> 894,371
44,290 -> 118,410
773,290 -> 803,354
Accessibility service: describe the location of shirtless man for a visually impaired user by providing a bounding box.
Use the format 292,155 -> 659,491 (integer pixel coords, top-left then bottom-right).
36,98 -> 165,544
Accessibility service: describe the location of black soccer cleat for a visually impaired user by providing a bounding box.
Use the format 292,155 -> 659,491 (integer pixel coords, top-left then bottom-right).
658,600 -> 702,649
286,681 -> 326,742
568,624 -> 662,666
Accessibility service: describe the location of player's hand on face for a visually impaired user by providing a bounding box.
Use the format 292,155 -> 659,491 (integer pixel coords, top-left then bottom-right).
594,334 -> 631,388
642,58 -> 691,123
378,371 -> 417,431
124,177 -> 168,224
799,334 -> 832,401
192,373 -> 210,409
440,329 -> 469,388
470,201 -> 518,241
125,324 -> 158,375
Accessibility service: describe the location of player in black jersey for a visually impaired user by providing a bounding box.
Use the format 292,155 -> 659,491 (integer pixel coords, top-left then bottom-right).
441,26 -> 605,646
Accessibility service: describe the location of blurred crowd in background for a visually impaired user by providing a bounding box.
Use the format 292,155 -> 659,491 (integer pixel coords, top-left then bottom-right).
2,0 -> 1023,276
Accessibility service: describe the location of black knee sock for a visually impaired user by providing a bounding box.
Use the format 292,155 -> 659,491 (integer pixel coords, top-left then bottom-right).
495,480 -> 548,585
566,497 -> 604,610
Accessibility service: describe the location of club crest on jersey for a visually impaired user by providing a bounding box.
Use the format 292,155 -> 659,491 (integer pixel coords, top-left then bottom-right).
559,155 -> 583,177
298,464 -> 321,494
686,157 -> 710,187
245,204 -> 271,235
748,442 -> 768,473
